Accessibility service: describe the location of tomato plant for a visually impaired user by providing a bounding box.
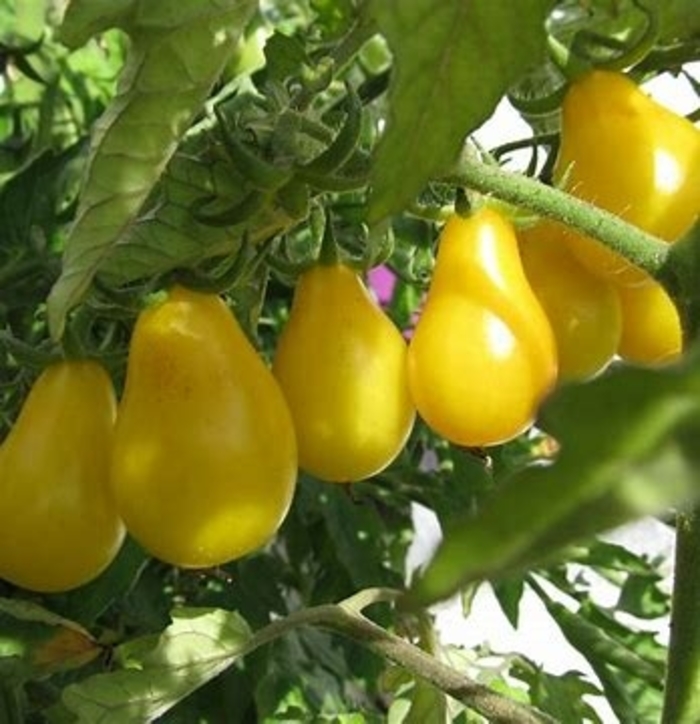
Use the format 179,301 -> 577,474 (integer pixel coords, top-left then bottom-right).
2,2 -> 700,723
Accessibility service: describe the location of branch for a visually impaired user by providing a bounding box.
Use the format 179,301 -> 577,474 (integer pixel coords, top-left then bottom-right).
243,588 -> 556,724
662,507 -> 700,724
446,157 -> 670,279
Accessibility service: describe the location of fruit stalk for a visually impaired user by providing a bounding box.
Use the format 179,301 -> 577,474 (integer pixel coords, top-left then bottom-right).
662,506 -> 700,724
446,157 -> 669,279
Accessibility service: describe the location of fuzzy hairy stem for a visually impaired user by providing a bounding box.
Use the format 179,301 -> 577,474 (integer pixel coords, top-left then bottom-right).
244,588 -> 556,724
446,158 -> 669,278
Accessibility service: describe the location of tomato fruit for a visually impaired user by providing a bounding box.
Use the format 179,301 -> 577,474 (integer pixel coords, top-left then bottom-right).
555,70 -> 700,286
519,221 -> 622,381
617,280 -> 683,366
111,285 -> 297,568
272,262 -> 415,482
0,360 -> 124,592
407,208 -> 557,447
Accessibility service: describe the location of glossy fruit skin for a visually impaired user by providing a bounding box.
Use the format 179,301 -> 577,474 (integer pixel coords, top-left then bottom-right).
555,70 -> 700,286
519,222 -> 622,381
617,280 -> 683,366
111,286 -> 297,568
0,360 -> 124,592
407,208 -> 558,447
272,262 -> 415,482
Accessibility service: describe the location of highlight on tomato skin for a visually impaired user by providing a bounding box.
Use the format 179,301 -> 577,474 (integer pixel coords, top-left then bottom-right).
407,207 -> 558,448
110,285 -> 298,569
272,262 -> 416,483
0,360 -> 125,593
554,69 -> 700,287
518,221 -> 622,382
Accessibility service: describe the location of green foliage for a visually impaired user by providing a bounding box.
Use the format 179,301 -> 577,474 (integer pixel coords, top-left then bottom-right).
46,0 -> 257,339
367,0 -> 555,223
2,0 -> 700,722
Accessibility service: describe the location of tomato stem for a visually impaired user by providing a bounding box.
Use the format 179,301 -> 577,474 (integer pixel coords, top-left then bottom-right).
446,157 -> 669,278
240,587 -> 557,724
662,506 -> 700,724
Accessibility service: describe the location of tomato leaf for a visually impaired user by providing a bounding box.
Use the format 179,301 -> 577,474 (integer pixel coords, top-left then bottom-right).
0,598 -> 101,679
406,352 -> 700,608
655,0 -> 700,41
510,657 -> 603,724
367,0 -> 554,223
46,0 -> 256,339
60,607 -> 252,723
543,597 -> 665,722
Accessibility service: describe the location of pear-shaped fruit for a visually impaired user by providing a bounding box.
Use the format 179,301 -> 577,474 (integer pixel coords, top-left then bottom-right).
0,360 -> 124,592
111,286 -> 297,568
519,221 -> 622,381
273,262 -> 415,482
617,280 -> 683,366
408,208 -> 558,447
555,70 -> 700,286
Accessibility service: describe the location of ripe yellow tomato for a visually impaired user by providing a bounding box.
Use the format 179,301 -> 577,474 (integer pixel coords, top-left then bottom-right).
111,285 -> 297,568
519,221 -> 622,381
272,262 -> 415,482
0,360 -> 124,592
617,280 -> 683,366
407,208 -> 558,447
555,70 -> 700,286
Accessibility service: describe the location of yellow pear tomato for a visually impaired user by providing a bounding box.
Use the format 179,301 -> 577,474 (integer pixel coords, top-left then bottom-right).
407,208 -> 558,447
617,280 -> 683,366
519,221 -> 622,381
111,286 -> 297,568
272,262 -> 415,482
0,360 -> 124,592
555,69 -> 700,286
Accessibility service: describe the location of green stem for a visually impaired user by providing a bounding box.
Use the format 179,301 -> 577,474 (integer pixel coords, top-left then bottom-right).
241,588 -> 556,724
662,507 -> 700,724
446,158 -> 669,278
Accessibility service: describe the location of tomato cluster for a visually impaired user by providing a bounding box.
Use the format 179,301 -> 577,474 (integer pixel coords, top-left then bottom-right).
1,70 -> 698,592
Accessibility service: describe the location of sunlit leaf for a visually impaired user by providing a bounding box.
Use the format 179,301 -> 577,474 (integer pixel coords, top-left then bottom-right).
367,0 -> 554,222
47,0 -> 257,339
61,607 -> 252,723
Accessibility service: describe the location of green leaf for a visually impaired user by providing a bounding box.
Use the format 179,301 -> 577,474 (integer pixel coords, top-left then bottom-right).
492,577 -> 525,629
0,598 -> 101,680
304,477 -> 404,591
543,599 -> 665,687
55,0 -> 138,49
47,0 -> 256,339
655,0 -> 700,41
61,607 -> 253,723
406,352 -> 700,608
367,0 -> 554,223
617,572 -> 671,619
546,597 -> 666,723
510,656 -> 603,724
